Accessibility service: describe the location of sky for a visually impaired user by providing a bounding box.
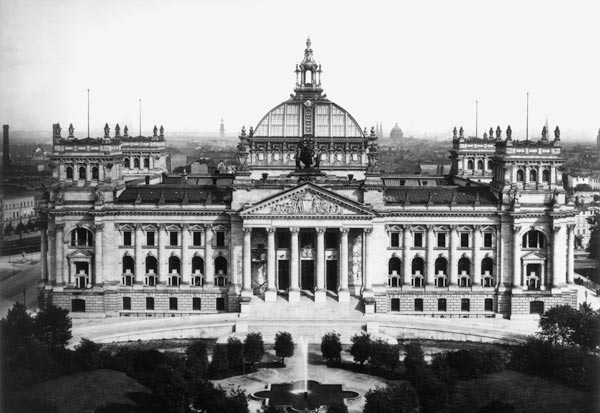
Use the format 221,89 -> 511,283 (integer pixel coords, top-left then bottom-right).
0,0 -> 598,141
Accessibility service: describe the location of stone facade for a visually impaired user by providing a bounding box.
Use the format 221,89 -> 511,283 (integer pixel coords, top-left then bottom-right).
39,39 -> 579,319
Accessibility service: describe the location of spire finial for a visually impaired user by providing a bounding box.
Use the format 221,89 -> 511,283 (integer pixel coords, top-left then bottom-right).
306,36 -> 311,48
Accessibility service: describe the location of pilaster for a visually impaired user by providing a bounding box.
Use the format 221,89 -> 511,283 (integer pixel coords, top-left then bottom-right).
289,227 -> 301,303
265,227 -> 277,302
338,227 -> 350,302
314,227 -> 326,303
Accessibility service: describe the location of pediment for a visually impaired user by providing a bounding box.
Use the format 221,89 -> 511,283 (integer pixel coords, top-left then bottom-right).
522,251 -> 546,261
67,249 -> 93,259
240,183 -> 375,218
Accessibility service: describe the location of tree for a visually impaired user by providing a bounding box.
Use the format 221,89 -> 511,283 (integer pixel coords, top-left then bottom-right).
273,331 -> 294,364
186,340 -> 209,378
403,341 -> 426,374
209,343 -> 229,375
33,304 -> 72,348
349,333 -> 371,365
538,305 -> 581,347
574,183 -> 593,192
1,302 -> 34,351
320,331 -> 342,364
410,369 -> 449,413
326,402 -> 349,413
363,383 -> 419,413
244,332 -> 264,369
571,303 -> 600,352
370,339 -> 400,372
227,337 -> 244,371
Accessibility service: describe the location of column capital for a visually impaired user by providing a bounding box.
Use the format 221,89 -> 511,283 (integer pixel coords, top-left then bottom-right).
316,227 -> 326,234
553,225 -> 562,234
243,227 -> 253,234
266,227 -> 277,234
425,225 -> 434,233
364,228 -> 373,235
55,223 -> 65,231
448,225 -> 457,232
512,225 -> 522,234
135,223 -> 144,231
339,227 -> 350,234
473,224 -> 481,233
181,223 -> 189,231
290,227 -> 300,234
94,223 -> 105,231
567,223 -> 576,232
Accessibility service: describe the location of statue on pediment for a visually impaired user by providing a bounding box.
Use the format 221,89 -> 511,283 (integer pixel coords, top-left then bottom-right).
295,136 -> 320,171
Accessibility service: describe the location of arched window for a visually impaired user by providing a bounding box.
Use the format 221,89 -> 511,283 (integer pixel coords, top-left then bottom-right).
305,69 -> 312,84
91,166 -> 99,180
124,158 -> 130,169
145,256 -> 158,274
542,169 -> 550,182
522,230 -> 545,248
458,257 -> 471,275
487,160 -> 493,170
388,257 -> 401,275
529,169 -> 537,182
78,166 -> 86,180
168,256 -> 181,274
215,256 -> 228,274
122,256 -> 134,274
134,158 -> 140,169
66,166 -> 73,180
516,169 -> 524,182
411,257 -> 424,274
467,160 -> 474,170
435,257 -> 448,275
477,160 -> 484,170
71,227 -> 93,247
144,157 -> 150,168
192,256 -> 204,274
481,257 -> 494,275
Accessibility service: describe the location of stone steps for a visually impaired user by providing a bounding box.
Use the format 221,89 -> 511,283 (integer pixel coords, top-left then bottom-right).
246,293 -> 364,320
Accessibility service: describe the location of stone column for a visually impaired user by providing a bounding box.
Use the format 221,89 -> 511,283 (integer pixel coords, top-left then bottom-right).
55,224 -> 64,285
94,224 -> 104,286
522,262 -> 528,289
362,228 -> 374,297
567,224 -> 575,284
449,226 -> 458,287
402,227 -> 411,286
181,225 -> 190,286
314,227 -> 327,302
552,225 -> 567,288
513,225 -> 522,287
265,227 -> 277,302
204,225 -> 214,288
426,226 -> 435,286
135,224 -> 144,285
289,227 -> 300,302
338,228 -> 350,302
242,228 -> 253,296
40,227 -> 48,281
472,226 -> 481,286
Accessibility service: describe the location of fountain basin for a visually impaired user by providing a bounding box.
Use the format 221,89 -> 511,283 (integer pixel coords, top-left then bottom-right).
252,380 -> 359,412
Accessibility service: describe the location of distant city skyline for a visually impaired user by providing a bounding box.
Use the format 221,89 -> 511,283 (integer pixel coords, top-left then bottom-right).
1,0 -> 599,141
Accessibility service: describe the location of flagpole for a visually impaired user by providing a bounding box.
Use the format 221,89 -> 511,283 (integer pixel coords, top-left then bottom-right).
526,92 -> 529,141
475,100 -> 478,139
139,98 -> 142,137
87,89 -> 90,138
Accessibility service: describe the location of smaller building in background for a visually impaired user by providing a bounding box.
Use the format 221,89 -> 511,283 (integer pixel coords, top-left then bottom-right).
169,153 -> 188,172
390,123 -> 403,140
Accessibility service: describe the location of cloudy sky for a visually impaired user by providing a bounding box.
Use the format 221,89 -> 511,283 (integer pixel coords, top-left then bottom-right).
0,0 -> 598,140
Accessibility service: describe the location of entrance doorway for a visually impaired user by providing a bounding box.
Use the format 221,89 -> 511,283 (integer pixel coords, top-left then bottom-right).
301,260 -> 314,290
326,261 -> 338,291
278,260 -> 290,291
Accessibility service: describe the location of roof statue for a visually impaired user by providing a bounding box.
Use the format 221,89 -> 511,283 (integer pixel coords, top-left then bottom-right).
506,125 -> 512,140
453,127 -> 458,139
554,126 -> 560,141
459,126 -> 464,138
541,125 -> 548,141
489,127 -> 494,140
115,123 -> 121,137
249,126 -> 254,137
153,125 -> 158,137
495,126 -> 501,140
295,136 -> 320,171
104,123 -> 110,138
123,125 -> 128,137
160,125 -> 164,137
68,123 -> 74,138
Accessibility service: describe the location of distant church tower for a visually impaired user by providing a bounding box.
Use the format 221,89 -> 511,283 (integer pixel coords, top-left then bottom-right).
220,118 -> 225,139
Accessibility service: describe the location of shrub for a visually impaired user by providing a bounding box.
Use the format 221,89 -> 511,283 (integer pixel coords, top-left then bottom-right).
244,332 -> 264,368
410,368 -> 449,413
370,339 -> 399,371
320,332 -> 342,364
186,340 -> 209,377
445,349 -> 484,380
349,333 -> 371,365
73,338 -> 104,370
227,337 -> 244,371
274,331 -> 294,364
1,302 -> 34,351
364,382 -> 419,413
209,343 -> 229,376
403,342 -> 426,374
430,353 -> 457,387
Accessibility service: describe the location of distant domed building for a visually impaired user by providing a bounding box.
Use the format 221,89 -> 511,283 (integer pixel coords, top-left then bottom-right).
390,123 -> 403,139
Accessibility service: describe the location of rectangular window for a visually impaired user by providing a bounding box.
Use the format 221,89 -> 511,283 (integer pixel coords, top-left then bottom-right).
461,298 -> 470,312
193,231 -> 202,246
390,232 -> 400,247
278,232 -> 291,249
460,233 -> 469,248
146,297 -> 154,310
169,297 -> 178,311
422,181 -> 428,186
216,297 -> 225,311
391,298 -> 400,312
170,231 -> 178,246
414,298 -> 424,312
483,232 -> 493,248
325,232 -> 337,249
192,297 -> 201,311
146,231 -> 155,246
123,231 -> 132,246
216,231 -> 225,247
484,298 -> 493,312
123,297 -> 131,310
437,233 -> 446,248
413,232 -> 423,248
438,298 -> 447,312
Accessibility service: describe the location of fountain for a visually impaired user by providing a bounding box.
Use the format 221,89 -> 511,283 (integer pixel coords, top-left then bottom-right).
252,337 -> 360,412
